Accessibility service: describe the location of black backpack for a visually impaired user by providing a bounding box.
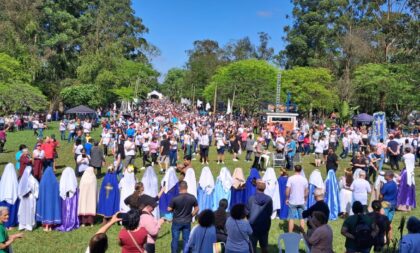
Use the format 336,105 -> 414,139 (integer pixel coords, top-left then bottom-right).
354,214 -> 373,249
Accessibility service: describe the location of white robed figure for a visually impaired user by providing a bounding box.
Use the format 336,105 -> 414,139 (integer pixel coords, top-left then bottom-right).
212,167 -> 232,210
18,166 -> 39,231
184,167 -> 197,198
197,167 -> 215,213
262,167 -> 281,219
141,166 -> 160,218
119,168 -> 136,213
0,163 -> 20,228
307,169 -> 324,208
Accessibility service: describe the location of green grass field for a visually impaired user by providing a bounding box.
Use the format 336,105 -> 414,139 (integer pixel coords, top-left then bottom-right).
0,122 -> 418,253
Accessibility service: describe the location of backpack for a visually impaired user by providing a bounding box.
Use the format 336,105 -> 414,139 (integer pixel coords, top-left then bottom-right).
353,214 -> 373,249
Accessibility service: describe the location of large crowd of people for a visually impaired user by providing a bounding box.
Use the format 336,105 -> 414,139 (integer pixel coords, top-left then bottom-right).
0,98 -> 419,253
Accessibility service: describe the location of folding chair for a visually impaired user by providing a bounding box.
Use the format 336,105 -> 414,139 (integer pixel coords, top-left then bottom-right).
277,233 -> 310,253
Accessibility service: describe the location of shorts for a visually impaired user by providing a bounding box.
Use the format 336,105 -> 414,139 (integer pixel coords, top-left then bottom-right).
288,204 -> 305,220
323,150 -> 328,155
315,153 -> 322,159
217,147 -> 225,154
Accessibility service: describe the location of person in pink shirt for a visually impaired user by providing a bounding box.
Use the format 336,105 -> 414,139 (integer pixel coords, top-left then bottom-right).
149,138 -> 159,166
138,195 -> 165,253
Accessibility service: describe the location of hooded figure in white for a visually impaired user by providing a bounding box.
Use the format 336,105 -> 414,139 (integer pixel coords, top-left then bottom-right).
184,167 -> 197,198
18,166 -> 39,231
197,167 -> 215,212
119,169 -> 137,213
307,169 -> 324,208
262,167 -> 281,219
0,163 -> 19,228
141,166 -> 160,218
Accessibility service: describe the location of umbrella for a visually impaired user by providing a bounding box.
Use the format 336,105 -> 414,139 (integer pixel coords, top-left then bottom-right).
353,113 -> 374,123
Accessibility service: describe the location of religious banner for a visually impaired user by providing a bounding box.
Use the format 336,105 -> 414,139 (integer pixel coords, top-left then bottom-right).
373,112 -> 387,141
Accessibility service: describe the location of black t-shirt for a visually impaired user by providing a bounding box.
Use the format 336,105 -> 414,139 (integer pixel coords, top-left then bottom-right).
302,200 -> 330,221
160,139 -> 170,156
169,193 -> 198,224
326,153 -> 338,170
368,212 -> 390,246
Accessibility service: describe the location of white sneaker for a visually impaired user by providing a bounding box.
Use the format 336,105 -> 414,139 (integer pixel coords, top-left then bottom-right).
206,162 -> 209,165
233,159 -> 238,162
217,161 -> 220,164
201,162 -> 204,165
222,161 -> 225,164
140,167 -> 146,171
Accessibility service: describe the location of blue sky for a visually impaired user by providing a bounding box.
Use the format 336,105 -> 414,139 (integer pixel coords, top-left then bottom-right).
133,0 -> 293,80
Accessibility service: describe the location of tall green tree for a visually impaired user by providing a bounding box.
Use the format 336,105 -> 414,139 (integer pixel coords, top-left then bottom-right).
161,68 -> 187,102
0,53 -> 47,113
185,40 -> 226,102
353,63 -> 420,117
204,59 -> 278,114
281,67 -> 338,117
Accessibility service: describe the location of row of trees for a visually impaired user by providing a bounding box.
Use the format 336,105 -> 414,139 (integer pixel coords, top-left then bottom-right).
0,0 -> 159,113
162,1 -> 419,118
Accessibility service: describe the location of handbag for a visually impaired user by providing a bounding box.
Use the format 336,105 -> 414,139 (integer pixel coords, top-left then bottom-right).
127,230 -> 143,252
234,220 -> 254,253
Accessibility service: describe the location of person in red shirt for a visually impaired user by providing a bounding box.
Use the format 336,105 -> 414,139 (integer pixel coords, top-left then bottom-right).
119,209 -> 148,253
50,134 -> 60,171
41,136 -> 55,169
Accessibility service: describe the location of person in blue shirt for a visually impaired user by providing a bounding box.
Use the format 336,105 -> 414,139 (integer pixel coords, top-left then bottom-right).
285,137 -> 297,170
380,170 -> 398,222
399,216 -> 420,253
126,124 -> 135,137
84,139 -> 93,156
15,144 -> 26,171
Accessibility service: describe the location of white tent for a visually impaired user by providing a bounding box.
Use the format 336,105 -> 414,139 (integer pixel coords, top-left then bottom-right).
147,90 -> 164,99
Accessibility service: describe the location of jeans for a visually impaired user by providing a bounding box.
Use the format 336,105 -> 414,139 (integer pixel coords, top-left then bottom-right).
67,132 -> 75,143
43,159 -> 54,169
38,128 -> 44,138
303,145 -> 310,155
286,154 -> 294,170
378,153 -> 385,171
352,144 -> 359,156
169,149 -> 177,166
340,147 -> 349,159
246,150 -> 253,161
384,205 -> 396,222
171,222 -> 191,253
60,130 -> 66,140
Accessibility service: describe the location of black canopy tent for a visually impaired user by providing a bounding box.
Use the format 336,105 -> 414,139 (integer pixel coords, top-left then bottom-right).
65,105 -> 97,120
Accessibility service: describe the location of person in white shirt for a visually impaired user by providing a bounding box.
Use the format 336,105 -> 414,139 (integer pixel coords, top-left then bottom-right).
83,120 -> 92,134
351,132 -> 361,156
340,133 -> 350,159
286,165 -> 309,232
59,120 -> 67,141
314,138 -> 324,167
275,135 -> 285,153
76,149 -> 90,176
100,128 -> 111,156
124,136 -> 136,167
198,129 -> 210,164
142,138 -> 151,168
350,170 -> 371,213
67,121 -> 76,143
32,119 -> 39,137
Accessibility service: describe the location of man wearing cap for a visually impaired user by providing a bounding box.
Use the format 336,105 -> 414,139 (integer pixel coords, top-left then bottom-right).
247,180 -> 273,253
139,195 -> 165,253
168,181 -> 199,253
